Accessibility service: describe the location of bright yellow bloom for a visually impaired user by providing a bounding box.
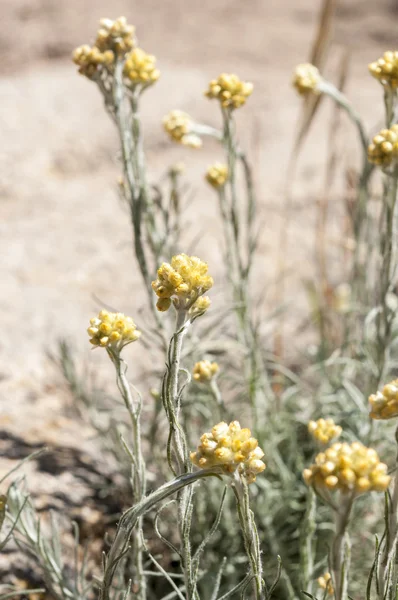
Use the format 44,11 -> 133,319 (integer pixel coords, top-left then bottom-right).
369,379 -> 398,420
123,48 -> 160,86
95,17 -> 135,55
190,421 -> 266,484
152,254 -> 213,312
205,73 -> 253,109
317,573 -> 334,595
88,310 -> 141,351
308,418 -> 342,445
367,126 -> 398,166
303,442 -> 390,495
72,44 -> 114,78
369,51 -> 398,88
163,110 -> 202,148
292,63 -> 322,95
206,163 -> 228,188
193,360 -> 219,383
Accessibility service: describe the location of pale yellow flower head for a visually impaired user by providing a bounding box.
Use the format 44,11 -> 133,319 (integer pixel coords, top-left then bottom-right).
303,441 -> 390,495
123,48 -> 160,86
190,421 -> 266,484
95,17 -> 135,55
308,418 -> 342,445
193,360 -> 219,383
369,379 -> 398,420
317,573 -> 333,596
72,44 -> 114,78
369,51 -> 398,88
205,74 -> 253,109
292,63 -> 322,95
163,110 -> 202,148
368,126 -> 398,167
152,254 -> 213,313
206,163 -> 228,188
88,310 -> 141,352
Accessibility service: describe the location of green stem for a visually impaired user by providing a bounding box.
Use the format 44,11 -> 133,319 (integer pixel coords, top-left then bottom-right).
330,497 -> 353,600
232,473 -> 265,600
111,352 -> 146,600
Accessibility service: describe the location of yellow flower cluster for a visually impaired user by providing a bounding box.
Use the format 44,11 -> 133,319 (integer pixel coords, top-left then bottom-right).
367,126 -> 398,167
303,442 -> 390,495
308,418 -> 342,445
123,48 -> 160,86
87,310 -> 141,351
190,421 -> 266,484
292,63 -> 321,95
163,110 -> 202,148
193,360 -> 219,383
152,254 -> 213,312
205,74 -> 253,109
206,163 -> 228,188
73,17 -> 135,79
369,379 -> 398,420
318,573 -> 333,596
73,45 -> 114,78
369,51 -> 398,88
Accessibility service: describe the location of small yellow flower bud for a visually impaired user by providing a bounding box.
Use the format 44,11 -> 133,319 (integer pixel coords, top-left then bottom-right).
206,163 -> 228,188
369,51 -> 398,88
123,48 -> 160,87
368,126 -> 398,167
191,421 -> 266,484
308,418 -> 342,445
292,63 -> 322,95
87,310 -> 141,352
205,73 -> 253,109
163,110 -> 202,148
193,360 -> 219,383
318,573 -> 334,595
152,254 -> 213,313
369,379 -> 398,419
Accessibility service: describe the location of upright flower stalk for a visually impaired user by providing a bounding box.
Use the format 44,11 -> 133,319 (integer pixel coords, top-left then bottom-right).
153,254 -> 213,600
303,440 -> 390,600
87,310 -> 147,600
191,420 -> 266,599
204,73 -> 273,424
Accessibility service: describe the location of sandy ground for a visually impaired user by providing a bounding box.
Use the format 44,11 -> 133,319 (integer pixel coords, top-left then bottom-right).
0,0 -> 398,576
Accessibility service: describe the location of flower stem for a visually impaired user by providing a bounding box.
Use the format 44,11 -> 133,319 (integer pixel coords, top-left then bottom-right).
232,473 -> 265,600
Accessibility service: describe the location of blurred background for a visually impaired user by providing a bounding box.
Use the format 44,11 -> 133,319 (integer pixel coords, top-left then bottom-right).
1,0 -> 398,575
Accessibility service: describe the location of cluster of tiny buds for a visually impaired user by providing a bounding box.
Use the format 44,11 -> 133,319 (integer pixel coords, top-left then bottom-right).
292,63 -> 322,95
87,310 -> 141,352
205,74 -> 253,109
123,48 -> 160,87
369,51 -> 398,88
369,379 -> 398,420
73,16 -> 160,88
303,441 -> 390,495
193,360 -> 219,383
206,163 -> 229,188
163,110 -> 202,148
73,17 -> 134,78
317,573 -> 333,596
190,421 -> 266,484
308,418 -> 342,445
367,126 -> 398,167
152,253 -> 213,313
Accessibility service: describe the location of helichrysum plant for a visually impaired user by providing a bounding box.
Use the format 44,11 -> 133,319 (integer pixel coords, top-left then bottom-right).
16,14 -> 398,600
